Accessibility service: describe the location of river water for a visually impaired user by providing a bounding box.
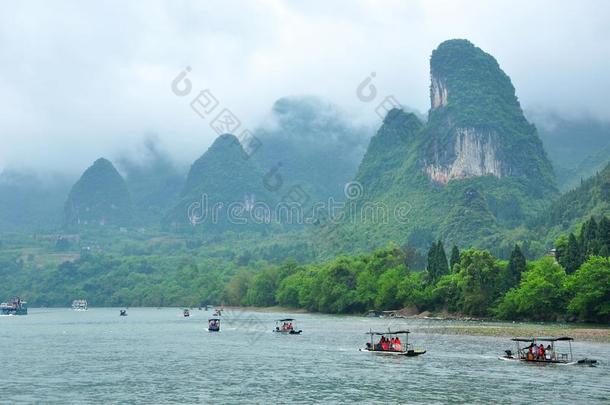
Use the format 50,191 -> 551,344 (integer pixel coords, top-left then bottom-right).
1,308 -> 608,404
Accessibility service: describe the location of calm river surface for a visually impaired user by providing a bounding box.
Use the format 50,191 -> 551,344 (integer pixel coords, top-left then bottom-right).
1,308 -> 609,404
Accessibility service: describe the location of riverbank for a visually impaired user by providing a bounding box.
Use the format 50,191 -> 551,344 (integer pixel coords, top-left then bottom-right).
410,322 -> 610,343
221,305 -> 309,314
223,306 -> 610,342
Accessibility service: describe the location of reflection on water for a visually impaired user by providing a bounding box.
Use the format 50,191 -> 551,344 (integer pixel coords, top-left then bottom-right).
1,309 -> 608,404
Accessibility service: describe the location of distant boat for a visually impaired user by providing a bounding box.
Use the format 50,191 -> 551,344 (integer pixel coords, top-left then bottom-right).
499,337 -> 597,366
273,318 -> 302,335
72,299 -> 88,311
119,309 -> 128,316
360,329 -> 426,357
1,297 -> 27,315
213,308 -> 222,316
208,318 -> 220,332
183,309 -> 191,317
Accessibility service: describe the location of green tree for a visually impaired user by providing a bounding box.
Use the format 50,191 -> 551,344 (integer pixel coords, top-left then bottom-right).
567,256 -> 610,322
375,266 -> 407,309
449,245 -> 460,271
244,267 -> 279,307
598,215 -> 610,252
563,233 -> 582,274
499,244 -> 526,292
430,273 -> 461,313
276,270 -> 313,308
580,216 -> 599,256
494,257 -> 568,321
397,272 -> 427,309
224,271 -> 252,305
310,257 -> 362,313
437,241 -> 449,277
427,240 -> 449,283
554,235 -> 568,269
454,249 -> 501,316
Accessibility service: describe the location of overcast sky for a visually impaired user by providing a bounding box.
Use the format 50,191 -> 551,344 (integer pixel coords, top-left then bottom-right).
1,0 -> 609,175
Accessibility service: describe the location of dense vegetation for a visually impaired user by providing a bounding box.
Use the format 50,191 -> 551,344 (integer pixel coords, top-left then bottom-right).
222,215 -> 610,323
1,210 -> 609,324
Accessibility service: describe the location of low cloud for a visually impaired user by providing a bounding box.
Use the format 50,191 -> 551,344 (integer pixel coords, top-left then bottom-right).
1,0 -> 609,175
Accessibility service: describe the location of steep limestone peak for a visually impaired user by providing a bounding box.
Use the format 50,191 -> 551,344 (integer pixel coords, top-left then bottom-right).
422,40 -> 554,190
181,133 -> 252,197
64,157 -> 132,227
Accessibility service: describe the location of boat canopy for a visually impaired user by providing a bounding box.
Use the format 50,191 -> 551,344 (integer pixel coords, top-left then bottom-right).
276,318 -> 295,322
511,337 -> 574,342
367,330 -> 411,335
208,318 -> 220,322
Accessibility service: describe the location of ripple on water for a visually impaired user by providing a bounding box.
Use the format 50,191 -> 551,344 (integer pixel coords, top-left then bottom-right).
1,309 -> 609,404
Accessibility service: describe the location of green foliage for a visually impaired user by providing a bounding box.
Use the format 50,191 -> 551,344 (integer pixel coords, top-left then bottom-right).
498,244 -> 526,293
556,215 -> 610,274
426,240 -> 449,283
494,257 -> 567,321
449,245 -> 460,271
453,249 -> 501,316
429,39 -> 525,131
566,256 -> 610,322
244,267 -> 279,307
0,251 -> 239,307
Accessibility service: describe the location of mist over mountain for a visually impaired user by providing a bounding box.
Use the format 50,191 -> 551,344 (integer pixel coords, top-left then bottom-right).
252,96 -> 369,202
0,170 -> 71,232
116,137 -> 185,227
528,111 -> 610,191
537,160 -> 610,237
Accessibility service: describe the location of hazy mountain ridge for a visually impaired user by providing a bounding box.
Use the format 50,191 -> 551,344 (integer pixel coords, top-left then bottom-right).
536,160 -> 610,239
252,96 -> 369,202
0,170 -> 71,232
1,40 -> 608,262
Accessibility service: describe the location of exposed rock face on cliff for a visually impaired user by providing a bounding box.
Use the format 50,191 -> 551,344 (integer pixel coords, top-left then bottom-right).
430,77 -> 448,109
424,128 -> 504,184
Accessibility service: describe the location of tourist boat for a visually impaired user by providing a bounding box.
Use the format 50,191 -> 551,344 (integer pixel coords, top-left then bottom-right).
208,318 -> 220,332
273,318 -> 302,334
119,309 -> 128,316
212,308 -> 222,316
499,337 -> 597,366
0,297 -> 27,315
183,309 -> 191,317
360,329 -> 426,356
72,299 -> 88,311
